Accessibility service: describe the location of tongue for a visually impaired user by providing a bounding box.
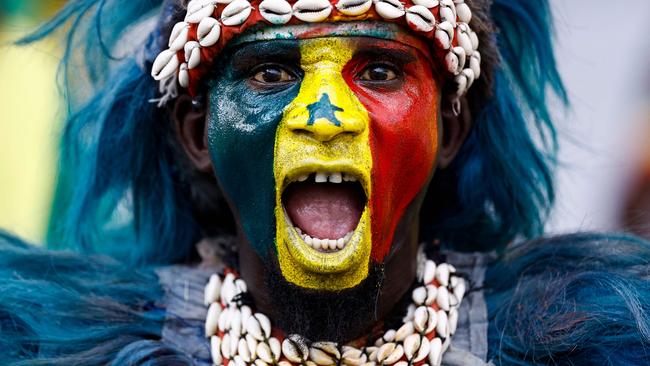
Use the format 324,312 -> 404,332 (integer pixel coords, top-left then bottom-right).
283,181 -> 365,240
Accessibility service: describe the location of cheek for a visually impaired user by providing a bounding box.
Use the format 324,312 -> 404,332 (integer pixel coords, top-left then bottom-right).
345,69 -> 440,262
206,79 -> 300,257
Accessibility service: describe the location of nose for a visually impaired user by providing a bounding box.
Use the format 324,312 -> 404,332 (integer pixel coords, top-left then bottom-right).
285,73 -> 367,142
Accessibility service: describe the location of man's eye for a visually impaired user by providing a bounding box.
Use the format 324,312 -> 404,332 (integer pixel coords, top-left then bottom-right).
252,65 -> 295,84
359,64 -> 399,81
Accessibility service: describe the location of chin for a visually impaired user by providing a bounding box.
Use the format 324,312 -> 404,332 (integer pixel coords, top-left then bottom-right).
264,262 -> 388,343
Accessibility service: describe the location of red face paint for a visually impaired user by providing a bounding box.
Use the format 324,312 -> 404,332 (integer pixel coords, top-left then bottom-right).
343,37 -> 441,262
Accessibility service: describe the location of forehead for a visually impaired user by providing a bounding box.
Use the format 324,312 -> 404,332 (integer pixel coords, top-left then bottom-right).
228,21 -> 433,61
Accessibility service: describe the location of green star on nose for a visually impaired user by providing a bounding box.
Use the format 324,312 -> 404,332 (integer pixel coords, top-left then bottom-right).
306,93 -> 344,127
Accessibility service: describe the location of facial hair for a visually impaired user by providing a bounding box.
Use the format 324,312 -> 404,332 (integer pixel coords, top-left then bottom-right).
264,264 -> 387,343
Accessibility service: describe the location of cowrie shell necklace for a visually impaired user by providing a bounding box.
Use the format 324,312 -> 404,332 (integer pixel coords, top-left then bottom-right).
203,249 -> 466,366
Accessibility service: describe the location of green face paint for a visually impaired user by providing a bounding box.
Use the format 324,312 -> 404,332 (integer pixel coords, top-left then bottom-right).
206,40 -> 302,257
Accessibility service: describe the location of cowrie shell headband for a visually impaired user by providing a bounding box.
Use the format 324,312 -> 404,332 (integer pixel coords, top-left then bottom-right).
151,0 -> 481,107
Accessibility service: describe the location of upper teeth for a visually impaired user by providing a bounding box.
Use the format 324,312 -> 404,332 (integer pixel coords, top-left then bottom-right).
294,172 -> 358,183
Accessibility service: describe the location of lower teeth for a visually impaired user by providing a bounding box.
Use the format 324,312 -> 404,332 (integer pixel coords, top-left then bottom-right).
297,229 -> 354,251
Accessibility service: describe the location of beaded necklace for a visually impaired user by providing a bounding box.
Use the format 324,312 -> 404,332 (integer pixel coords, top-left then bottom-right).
203,250 -> 466,366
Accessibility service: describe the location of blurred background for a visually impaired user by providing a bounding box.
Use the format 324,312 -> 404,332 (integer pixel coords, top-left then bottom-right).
0,0 -> 649,244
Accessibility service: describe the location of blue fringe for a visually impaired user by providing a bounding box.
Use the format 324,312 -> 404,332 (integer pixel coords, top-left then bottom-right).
0,231 -> 174,365
486,233 -> 650,365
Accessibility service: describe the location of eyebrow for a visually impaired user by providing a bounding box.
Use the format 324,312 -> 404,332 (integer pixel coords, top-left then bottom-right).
352,47 -> 417,65
230,40 -> 302,73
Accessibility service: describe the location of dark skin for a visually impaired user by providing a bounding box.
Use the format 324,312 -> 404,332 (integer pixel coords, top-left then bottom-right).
173,38 -> 472,340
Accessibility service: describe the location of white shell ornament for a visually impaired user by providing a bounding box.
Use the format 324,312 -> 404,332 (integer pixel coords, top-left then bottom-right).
168,22 -> 190,51
185,1 -> 216,23
434,21 -> 454,50
260,0 -> 293,24
184,41 -> 202,69
197,17 -> 222,47
412,0 -> 438,8
405,5 -> 435,32
221,0 -> 253,26
293,0 -> 333,22
336,0 -> 373,16
152,49 -> 180,80
456,1 -> 472,23
373,0 -> 405,20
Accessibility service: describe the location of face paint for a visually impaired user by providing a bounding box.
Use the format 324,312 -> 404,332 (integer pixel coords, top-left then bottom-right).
275,38 -> 373,291
207,24 -> 440,291
206,41 -> 302,258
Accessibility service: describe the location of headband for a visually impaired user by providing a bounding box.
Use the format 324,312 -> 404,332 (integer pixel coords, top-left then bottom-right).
151,0 -> 481,107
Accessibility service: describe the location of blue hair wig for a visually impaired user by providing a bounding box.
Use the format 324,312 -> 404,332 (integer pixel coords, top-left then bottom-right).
485,233 -> 650,365
0,231 -> 185,365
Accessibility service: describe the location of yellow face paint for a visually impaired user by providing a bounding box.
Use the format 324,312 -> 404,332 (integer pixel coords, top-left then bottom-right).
274,38 -> 373,291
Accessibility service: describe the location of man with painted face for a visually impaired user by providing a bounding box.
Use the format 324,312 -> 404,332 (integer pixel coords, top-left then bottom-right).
2,0 -> 650,365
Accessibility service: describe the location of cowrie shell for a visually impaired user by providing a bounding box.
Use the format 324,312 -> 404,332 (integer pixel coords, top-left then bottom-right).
221,332 -> 232,358
246,334 -> 259,358
239,338 -> 252,362
452,46 -> 466,71
259,0 -> 293,24
168,22 -> 190,51
293,0 -> 333,22
435,263 -> 451,287
336,0 -> 372,16
221,0 -> 253,26
423,260 -> 436,284
468,51 -> 481,78
211,336 -> 223,364
439,5 -> 456,26
453,277 -> 467,302
205,302 -> 222,337
457,29 -> 473,56
448,307 -> 459,335
412,286 -> 427,305
429,337 -> 442,366
204,273 -> 222,305
183,42 -> 200,69
470,30 -> 479,50
373,0 -> 405,19
462,67 -> 475,88
282,336 -> 309,362
311,341 -> 341,359
245,314 -> 264,340
309,346 -> 337,365
395,321 -> 414,341
403,334 -> 421,360
412,0 -> 438,8
197,17 -> 221,48
456,2 -> 471,23
445,51 -> 459,75
152,49 -> 179,81
255,359 -> 270,366
185,1 -> 215,23
178,62 -> 187,88
436,285 -> 450,311
257,342 -> 276,363
436,309 -> 449,338
414,336 -> 430,362
425,284 -> 438,305
435,21 -> 454,50
341,346 -> 367,366
406,5 -> 435,32
233,355 -> 246,366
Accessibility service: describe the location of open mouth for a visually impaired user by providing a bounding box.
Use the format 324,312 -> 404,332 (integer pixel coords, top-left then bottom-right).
282,171 -> 367,253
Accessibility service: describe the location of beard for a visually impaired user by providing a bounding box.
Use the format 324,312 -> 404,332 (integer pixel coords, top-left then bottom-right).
264,263 -> 389,343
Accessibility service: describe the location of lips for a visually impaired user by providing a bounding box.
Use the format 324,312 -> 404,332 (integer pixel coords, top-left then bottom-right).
282,170 -> 367,253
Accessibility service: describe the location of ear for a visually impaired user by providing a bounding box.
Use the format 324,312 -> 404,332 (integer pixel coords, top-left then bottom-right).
438,98 -> 472,168
173,94 -> 213,172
